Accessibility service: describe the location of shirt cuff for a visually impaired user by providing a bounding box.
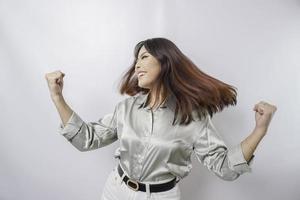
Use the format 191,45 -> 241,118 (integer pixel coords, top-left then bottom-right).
227,143 -> 255,174
113,147 -> 121,159
57,111 -> 84,140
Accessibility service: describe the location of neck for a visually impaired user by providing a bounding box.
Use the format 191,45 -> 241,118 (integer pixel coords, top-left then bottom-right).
148,87 -> 166,109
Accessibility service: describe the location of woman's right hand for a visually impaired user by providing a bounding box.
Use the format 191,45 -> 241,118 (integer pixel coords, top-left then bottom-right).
45,70 -> 65,99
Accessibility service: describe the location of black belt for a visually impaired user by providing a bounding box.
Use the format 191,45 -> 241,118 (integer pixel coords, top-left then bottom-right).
117,164 -> 177,193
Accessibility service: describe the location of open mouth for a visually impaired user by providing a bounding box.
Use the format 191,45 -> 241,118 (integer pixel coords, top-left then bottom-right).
138,72 -> 146,78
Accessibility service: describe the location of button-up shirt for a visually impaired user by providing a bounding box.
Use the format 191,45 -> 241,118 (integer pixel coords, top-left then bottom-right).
58,92 -> 254,183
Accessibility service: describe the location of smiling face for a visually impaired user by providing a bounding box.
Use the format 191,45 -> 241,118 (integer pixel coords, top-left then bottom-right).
135,45 -> 161,90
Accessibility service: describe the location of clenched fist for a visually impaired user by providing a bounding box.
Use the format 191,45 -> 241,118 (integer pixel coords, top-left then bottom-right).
45,70 -> 65,99
253,101 -> 277,131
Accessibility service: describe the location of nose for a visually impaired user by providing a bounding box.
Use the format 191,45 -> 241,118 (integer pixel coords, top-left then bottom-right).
135,60 -> 141,71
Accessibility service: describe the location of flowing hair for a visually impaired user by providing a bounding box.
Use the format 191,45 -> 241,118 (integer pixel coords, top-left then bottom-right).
118,37 -> 237,126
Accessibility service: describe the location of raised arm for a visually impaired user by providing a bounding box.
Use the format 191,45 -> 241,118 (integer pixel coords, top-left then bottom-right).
193,101 -> 276,181
193,114 -> 254,181
241,101 -> 277,162
45,70 -> 73,126
45,70 -> 119,152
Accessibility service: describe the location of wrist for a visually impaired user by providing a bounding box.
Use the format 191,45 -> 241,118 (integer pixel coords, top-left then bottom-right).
254,126 -> 268,136
51,94 -> 64,102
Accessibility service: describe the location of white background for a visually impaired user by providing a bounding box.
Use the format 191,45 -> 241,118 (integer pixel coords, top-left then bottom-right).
1,0 -> 299,199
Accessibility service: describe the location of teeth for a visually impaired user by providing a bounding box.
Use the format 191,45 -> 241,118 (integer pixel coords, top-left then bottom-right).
138,72 -> 146,77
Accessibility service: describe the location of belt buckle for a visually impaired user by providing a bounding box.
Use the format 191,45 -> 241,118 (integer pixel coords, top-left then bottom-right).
126,179 -> 139,191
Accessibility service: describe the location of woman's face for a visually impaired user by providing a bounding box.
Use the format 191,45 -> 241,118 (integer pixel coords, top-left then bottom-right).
134,45 -> 161,90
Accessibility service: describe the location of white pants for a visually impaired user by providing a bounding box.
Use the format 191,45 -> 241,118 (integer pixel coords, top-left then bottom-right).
100,165 -> 181,200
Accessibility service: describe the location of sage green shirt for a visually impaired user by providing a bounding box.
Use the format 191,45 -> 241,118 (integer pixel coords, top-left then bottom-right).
58,92 -> 254,183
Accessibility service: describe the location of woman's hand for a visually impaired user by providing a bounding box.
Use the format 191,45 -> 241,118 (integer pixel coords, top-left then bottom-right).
45,70 -> 65,100
253,101 -> 277,132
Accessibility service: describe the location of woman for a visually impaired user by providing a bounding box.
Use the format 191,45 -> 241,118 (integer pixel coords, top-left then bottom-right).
45,37 -> 277,200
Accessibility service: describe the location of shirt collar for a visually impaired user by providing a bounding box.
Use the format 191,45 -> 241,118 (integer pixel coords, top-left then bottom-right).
136,92 -> 175,110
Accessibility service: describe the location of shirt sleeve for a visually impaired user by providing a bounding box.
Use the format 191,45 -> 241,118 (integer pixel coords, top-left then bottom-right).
192,113 -> 254,181
57,104 -> 119,152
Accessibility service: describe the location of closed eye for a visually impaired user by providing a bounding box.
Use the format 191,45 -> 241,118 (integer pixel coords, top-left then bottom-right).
142,55 -> 148,59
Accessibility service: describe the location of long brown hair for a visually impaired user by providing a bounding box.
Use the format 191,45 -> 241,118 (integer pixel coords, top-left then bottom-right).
118,37 -> 237,126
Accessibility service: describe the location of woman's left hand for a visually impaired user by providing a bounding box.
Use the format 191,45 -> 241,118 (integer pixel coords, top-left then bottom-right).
253,101 -> 277,131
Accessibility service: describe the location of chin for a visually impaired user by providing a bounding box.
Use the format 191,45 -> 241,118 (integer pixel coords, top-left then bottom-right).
138,85 -> 150,89
138,83 -> 151,89
138,81 -> 147,88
